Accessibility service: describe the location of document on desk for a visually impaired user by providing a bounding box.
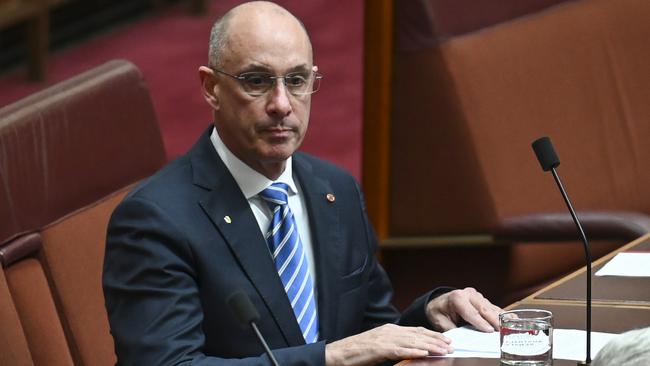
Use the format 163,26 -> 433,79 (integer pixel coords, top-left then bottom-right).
439,326 -> 619,361
595,252 -> 650,277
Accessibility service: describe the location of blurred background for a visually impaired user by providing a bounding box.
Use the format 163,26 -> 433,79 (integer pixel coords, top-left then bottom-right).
0,0 -> 364,175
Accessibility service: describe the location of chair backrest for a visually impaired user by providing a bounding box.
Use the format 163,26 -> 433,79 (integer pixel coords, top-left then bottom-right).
0,59 -> 166,245
391,0 -> 650,235
40,188 -> 132,365
0,59 -> 167,365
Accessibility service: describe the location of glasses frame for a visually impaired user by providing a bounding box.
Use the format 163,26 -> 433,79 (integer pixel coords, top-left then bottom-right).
211,67 -> 323,97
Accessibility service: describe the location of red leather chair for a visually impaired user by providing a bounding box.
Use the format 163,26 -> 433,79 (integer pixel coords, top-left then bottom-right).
0,59 -> 166,365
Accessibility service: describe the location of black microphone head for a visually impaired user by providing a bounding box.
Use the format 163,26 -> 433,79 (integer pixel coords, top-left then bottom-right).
532,136 -> 561,171
227,291 -> 260,328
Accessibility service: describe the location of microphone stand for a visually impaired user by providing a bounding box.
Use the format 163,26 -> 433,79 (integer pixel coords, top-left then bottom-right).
227,291 -> 281,366
250,321 -> 280,366
550,167 -> 592,365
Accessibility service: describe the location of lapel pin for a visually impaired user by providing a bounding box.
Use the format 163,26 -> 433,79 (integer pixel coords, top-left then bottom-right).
326,193 -> 336,203
224,215 -> 232,224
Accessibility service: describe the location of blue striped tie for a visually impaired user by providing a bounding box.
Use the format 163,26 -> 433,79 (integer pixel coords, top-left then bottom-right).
259,183 -> 319,343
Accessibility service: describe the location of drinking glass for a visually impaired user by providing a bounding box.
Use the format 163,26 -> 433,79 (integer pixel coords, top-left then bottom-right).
500,309 -> 553,365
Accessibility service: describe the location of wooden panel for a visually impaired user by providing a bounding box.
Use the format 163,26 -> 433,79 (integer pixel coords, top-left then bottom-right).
362,0 -> 393,239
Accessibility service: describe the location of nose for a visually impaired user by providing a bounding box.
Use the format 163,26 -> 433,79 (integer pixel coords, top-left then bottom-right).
265,81 -> 292,118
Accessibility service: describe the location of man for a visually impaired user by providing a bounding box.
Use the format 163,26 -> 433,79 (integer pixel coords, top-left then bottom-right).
103,2 -> 502,365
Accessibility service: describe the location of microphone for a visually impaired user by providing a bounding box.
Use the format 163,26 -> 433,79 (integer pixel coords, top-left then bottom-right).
227,291 -> 280,366
532,136 -> 592,365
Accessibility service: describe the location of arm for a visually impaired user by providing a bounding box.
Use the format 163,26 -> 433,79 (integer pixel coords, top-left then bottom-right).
321,182 -> 453,366
321,180 -> 500,366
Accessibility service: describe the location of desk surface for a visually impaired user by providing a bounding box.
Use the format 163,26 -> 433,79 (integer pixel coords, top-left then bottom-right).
508,302 -> 650,332
396,233 -> 650,366
530,235 -> 650,304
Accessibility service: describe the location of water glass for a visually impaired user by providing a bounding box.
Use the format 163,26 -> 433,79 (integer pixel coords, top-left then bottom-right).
500,309 -> 553,365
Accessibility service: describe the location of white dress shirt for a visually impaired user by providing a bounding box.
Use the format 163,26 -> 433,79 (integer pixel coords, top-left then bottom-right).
209,127 -> 318,287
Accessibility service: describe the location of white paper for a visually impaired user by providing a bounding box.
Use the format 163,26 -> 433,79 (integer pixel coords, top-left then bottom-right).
595,252 -> 650,277
552,329 -> 619,361
441,327 -> 500,358
436,326 -> 619,361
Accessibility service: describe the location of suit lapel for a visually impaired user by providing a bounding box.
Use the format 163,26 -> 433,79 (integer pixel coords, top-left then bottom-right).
293,154 -> 341,342
190,129 -> 305,346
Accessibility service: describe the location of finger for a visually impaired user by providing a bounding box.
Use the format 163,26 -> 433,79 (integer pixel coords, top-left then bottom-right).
399,338 -> 452,356
412,326 -> 452,344
453,292 -> 494,332
386,327 -> 453,355
480,304 -> 502,330
408,329 -> 455,353
433,314 -> 458,332
392,347 -> 430,360
461,309 -> 493,332
470,296 -> 501,331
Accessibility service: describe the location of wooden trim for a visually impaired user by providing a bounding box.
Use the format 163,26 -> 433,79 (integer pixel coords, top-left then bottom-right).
27,10 -> 49,81
507,299 -> 650,311
362,0 -> 393,240
381,234 -> 501,248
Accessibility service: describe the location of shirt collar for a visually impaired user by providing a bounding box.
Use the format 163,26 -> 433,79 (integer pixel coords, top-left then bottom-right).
210,126 -> 298,199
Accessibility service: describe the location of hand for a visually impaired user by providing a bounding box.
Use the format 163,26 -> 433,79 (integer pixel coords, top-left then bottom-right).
325,323 -> 453,366
425,287 -> 502,332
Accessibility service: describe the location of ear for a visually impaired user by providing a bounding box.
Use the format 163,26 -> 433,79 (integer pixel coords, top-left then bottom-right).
199,66 -> 219,110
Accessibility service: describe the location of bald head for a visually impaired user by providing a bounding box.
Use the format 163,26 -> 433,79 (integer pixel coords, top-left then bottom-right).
208,1 -> 312,68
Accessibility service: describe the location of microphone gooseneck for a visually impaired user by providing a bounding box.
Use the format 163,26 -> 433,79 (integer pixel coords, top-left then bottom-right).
227,291 -> 281,366
532,137 -> 592,365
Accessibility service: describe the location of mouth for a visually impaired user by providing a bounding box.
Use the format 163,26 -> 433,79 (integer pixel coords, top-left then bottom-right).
258,125 -> 296,139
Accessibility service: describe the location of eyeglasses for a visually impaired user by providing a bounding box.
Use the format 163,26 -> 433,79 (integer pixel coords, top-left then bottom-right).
212,68 -> 323,97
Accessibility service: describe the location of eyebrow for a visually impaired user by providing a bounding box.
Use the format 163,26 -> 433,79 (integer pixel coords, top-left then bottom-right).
238,63 -> 311,75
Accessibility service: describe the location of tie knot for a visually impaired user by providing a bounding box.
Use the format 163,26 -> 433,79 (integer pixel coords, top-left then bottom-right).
259,182 -> 290,207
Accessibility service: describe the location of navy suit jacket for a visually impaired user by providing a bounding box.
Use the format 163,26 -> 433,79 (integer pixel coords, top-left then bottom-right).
103,127 -> 437,366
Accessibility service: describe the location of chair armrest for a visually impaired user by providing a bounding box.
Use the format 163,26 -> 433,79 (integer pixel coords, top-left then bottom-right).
0,232 -> 42,268
493,211 -> 650,242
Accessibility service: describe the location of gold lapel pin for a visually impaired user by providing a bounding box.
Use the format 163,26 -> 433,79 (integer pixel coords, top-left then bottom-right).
224,215 -> 232,224
326,193 -> 336,203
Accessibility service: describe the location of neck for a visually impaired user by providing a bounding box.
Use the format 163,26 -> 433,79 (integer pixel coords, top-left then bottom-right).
252,160 -> 286,181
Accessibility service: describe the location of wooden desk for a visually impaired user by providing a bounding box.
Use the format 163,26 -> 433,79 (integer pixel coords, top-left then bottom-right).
396,234 -> 650,366
508,302 -> 650,333
522,234 -> 650,307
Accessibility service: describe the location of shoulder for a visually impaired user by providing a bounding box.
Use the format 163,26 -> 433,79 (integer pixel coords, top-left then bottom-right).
293,151 -> 358,185
127,154 -> 196,203
124,126 -> 220,207
293,151 -> 366,210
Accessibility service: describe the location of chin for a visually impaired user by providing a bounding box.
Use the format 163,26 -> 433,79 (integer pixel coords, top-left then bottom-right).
261,143 -> 300,161
264,153 -> 293,163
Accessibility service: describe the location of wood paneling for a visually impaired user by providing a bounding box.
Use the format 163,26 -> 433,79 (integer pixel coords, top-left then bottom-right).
362,0 -> 393,240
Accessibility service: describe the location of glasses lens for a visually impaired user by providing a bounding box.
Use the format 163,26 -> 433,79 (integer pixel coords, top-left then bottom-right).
240,73 -> 274,95
284,73 -> 308,93
310,73 -> 322,94
285,72 -> 322,96
235,71 -> 322,96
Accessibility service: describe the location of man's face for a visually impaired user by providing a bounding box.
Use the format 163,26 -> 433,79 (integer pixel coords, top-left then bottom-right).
206,11 -> 314,177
